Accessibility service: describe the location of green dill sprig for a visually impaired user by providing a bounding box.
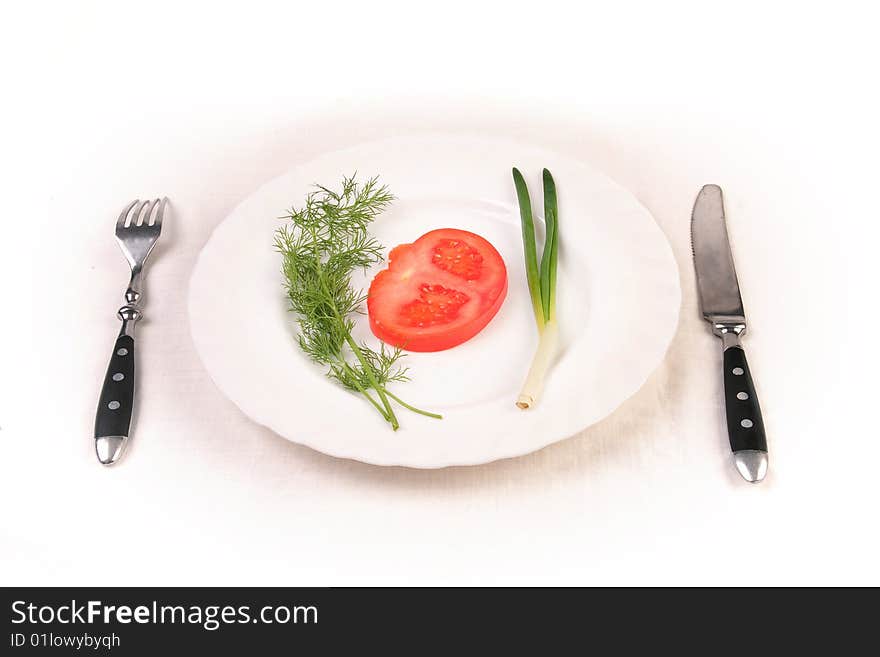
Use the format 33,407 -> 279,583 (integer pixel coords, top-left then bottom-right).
274,175 -> 441,429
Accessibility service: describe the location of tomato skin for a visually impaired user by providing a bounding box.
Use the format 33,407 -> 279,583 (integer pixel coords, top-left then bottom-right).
368,228 -> 508,352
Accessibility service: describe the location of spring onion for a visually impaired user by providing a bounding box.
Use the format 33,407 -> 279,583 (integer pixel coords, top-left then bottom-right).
512,168 -> 559,409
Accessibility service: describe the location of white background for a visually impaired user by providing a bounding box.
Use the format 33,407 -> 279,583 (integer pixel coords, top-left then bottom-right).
2,0 -> 878,585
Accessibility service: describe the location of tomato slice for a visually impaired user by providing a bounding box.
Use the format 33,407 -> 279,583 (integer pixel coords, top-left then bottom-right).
367,228 -> 508,352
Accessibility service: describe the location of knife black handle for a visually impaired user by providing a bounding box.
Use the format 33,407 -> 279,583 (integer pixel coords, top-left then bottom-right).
94,334 -> 135,439
722,345 -> 767,453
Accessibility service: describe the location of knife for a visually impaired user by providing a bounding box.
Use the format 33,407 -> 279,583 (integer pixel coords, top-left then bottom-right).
691,184 -> 768,483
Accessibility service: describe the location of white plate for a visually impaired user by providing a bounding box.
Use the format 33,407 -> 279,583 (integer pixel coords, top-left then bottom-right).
189,134 -> 680,467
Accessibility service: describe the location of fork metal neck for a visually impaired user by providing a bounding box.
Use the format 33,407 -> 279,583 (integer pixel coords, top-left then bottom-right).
125,265 -> 144,306
118,267 -> 144,337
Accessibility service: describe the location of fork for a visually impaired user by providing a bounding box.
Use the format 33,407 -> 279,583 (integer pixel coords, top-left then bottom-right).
94,198 -> 167,465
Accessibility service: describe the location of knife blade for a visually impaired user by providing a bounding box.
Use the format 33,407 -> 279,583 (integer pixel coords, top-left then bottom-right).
691,184 -> 768,483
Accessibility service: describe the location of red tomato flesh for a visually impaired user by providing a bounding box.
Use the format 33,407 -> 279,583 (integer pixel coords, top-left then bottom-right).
367,228 -> 508,352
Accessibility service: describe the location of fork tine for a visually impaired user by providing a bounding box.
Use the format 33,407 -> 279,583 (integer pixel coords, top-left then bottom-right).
128,200 -> 147,228
140,199 -> 158,226
117,200 -> 139,228
151,197 -> 167,227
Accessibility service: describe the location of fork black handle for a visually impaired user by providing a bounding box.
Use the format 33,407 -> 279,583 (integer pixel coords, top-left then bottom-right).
94,305 -> 141,465
94,333 -> 136,441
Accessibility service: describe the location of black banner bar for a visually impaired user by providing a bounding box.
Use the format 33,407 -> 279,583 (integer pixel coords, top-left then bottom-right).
1,587 -> 872,653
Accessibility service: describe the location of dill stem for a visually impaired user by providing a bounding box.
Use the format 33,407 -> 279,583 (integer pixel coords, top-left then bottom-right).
312,233 -> 399,429
384,391 -> 443,420
341,362 -> 391,421
343,333 -> 399,429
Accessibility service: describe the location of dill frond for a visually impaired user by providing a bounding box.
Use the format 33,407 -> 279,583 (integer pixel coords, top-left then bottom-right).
274,175 -> 441,429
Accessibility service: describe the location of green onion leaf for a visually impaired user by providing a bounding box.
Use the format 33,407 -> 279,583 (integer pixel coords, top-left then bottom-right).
541,168 -> 559,322
512,168 -> 544,327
